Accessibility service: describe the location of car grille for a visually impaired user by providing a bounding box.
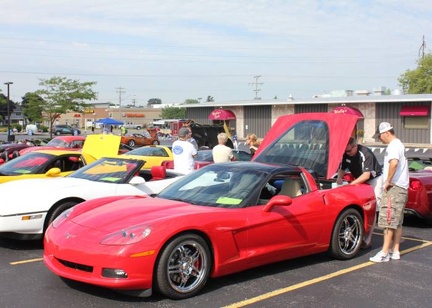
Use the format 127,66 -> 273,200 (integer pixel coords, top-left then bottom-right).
56,257 -> 93,273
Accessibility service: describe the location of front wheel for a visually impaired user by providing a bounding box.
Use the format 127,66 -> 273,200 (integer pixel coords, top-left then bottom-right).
44,201 -> 79,232
155,234 -> 211,300
329,208 -> 363,260
128,140 -> 136,147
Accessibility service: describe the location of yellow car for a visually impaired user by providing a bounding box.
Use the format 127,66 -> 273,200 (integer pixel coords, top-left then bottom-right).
120,145 -> 173,169
0,134 -> 121,184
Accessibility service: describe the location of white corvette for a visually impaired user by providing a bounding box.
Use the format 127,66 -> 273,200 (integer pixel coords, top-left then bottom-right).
0,157 -> 182,240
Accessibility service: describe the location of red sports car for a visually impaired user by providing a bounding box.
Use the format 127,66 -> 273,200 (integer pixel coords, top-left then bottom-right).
44,112 -> 376,299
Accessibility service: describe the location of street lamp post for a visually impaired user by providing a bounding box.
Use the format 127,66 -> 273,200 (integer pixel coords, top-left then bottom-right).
4,82 -> 13,142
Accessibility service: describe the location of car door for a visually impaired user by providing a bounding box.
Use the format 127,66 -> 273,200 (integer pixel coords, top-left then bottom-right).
244,174 -> 327,267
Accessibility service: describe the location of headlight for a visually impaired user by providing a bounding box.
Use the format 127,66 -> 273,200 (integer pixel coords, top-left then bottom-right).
100,225 -> 151,245
51,208 -> 73,229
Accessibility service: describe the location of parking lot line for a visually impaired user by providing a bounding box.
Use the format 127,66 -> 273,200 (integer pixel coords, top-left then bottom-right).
223,239 -> 432,308
10,257 -> 43,265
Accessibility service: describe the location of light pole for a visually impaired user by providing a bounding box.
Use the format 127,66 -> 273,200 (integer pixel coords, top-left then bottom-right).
4,82 -> 13,142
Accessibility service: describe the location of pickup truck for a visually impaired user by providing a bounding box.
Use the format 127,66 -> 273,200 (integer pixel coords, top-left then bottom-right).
121,123 -> 143,130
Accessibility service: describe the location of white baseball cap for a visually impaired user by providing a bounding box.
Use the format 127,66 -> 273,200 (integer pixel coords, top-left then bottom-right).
372,122 -> 393,138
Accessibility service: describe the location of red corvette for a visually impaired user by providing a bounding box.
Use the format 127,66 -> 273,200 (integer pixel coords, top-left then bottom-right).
44,112 -> 377,299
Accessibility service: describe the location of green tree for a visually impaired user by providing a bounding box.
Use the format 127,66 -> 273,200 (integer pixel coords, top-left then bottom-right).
398,54 -> 432,94
184,99 -> 199,104
148,98 -> 162,106
21,92 -> 45,123
33,76 -> 97,137
0,93 -> 16,123
161,106 -> 186,119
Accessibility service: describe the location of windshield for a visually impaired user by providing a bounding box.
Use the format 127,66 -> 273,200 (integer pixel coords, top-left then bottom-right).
0,152 -> 52,175
158,164 -> 267,208
68,157 -> 143,183
254,120 -> 329,177
126,146 -> 169,157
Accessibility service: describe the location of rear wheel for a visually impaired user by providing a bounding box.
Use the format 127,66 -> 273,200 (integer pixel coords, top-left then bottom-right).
128,140 -> 136,147
329,208 -> 363,260
155,234 -> 211,299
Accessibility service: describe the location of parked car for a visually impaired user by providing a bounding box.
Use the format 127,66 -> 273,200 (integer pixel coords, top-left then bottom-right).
42,112 -> 376,299
19,136 -> 86,155
0,134 -> 121,184
0,157 -> 183,240
0,143 -> 32,164
120,129 -> 159,147
121,145 -> 173,169
52,124 -> 81,136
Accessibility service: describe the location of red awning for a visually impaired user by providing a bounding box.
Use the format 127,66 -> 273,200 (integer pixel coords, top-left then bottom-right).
208,109 -> 236,120
330,106 -> 363,118
400,106 -> 430,116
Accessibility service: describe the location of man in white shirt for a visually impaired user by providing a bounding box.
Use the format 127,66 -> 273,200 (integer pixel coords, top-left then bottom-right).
212,133 -> 235,163
172,127 -> 198,174
369,122 -> 409,263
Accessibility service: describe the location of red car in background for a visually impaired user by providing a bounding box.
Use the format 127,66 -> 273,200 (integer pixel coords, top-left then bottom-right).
19,136 -> 86,155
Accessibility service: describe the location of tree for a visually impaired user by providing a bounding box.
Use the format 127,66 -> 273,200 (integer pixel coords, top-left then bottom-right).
21,92 -> 45,123
161,106 -> 186,119
33,76 -> 97,137
398,53 -> 432,94
0,93 -> 16,123
148,98 -> 162,106
184,99 -> 199,104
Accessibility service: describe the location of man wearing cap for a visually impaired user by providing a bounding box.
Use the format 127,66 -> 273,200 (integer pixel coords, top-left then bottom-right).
337,136 -> 383,248
172,127 -> 198,174
369,122 -> 409,262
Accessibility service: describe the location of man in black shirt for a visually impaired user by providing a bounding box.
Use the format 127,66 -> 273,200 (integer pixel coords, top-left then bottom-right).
337,137 -> 383,247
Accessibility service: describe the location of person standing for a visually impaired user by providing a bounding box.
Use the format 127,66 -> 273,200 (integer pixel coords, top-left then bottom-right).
212,132 -> 235,163
337,137 -> 383,247
245,133 -> 260,156
369,122 -> 409,262
121,125 -> 126,136
172,127 -> 198,174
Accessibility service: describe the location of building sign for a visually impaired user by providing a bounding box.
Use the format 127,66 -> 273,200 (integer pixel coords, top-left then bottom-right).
122,113 -> 145,118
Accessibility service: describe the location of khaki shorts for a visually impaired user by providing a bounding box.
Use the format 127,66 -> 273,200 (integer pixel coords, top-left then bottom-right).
378,185 -> 408,229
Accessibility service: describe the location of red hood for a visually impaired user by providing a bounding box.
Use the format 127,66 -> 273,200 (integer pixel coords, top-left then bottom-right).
253,112 -> 358,179
70,197 -> 209,232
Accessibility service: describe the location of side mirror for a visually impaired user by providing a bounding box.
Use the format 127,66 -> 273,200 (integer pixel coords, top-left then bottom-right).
130,176 -> 146,185
45,167 -> 62,177
263,195 -> 293,212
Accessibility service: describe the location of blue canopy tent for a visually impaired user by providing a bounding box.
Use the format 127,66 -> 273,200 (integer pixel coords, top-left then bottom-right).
95,118 -> 124,126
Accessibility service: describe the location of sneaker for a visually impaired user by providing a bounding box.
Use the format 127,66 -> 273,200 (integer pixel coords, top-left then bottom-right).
389,251 -> 400,260
369,251 -> 390,263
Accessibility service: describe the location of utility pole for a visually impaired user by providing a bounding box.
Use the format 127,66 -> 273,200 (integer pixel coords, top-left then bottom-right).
116,86 -> 126,108
4,82 -> 13,142
419,35 -> 426,59
249,75 -> 263,100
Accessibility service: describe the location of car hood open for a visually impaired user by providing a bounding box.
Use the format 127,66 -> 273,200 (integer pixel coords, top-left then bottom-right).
253,112 -> 359,179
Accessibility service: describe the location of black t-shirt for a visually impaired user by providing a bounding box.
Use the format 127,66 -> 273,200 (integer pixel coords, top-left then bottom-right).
340,144 -> 382,180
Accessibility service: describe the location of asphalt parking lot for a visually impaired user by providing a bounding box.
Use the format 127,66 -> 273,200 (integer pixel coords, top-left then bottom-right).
1,216 -> 431,308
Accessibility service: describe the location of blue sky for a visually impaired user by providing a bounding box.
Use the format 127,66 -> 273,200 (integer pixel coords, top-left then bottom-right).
0,0 -> 431,105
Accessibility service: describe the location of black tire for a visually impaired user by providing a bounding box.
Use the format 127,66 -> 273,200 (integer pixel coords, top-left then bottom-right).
55,131 -> 61,136
155,234 -> 211,300
329,208 -> 363,260
128,139 -> 136,147
152,140 -> 160,145
43,201 -> 78,232
136,126 -> 142,130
